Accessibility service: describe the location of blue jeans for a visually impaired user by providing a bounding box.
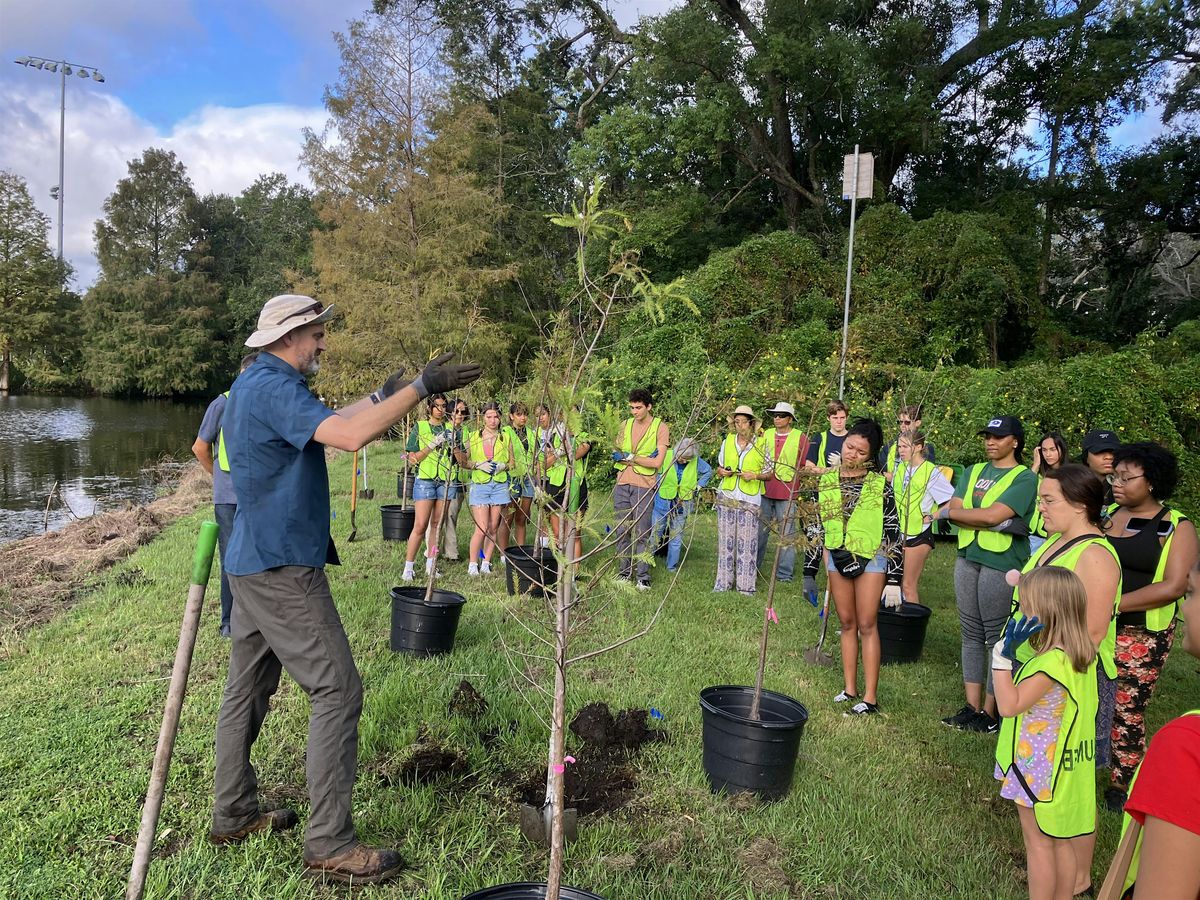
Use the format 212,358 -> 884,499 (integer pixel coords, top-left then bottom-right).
756,497 -> 797,581
214,503 -> 237,629
414,478 -> 458,501
651,496 -> 691,571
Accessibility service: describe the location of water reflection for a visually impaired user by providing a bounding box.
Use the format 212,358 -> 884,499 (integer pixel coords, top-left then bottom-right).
0,395 -> 206,544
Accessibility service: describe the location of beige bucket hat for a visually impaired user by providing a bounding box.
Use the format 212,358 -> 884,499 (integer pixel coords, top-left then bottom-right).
245,294 -> 336,348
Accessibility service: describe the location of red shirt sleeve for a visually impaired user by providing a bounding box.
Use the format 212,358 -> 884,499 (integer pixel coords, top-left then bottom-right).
1125,715 -> 1200,836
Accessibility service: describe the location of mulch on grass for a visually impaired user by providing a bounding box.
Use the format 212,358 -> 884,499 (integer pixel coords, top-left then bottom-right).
0,462 -> 211,650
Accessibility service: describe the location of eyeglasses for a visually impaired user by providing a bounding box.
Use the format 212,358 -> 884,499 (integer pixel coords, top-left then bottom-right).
898,419 -> 912,426
773,413 -> 789,418
1106,473 -> 1145,487
1035,496 -> 1059,507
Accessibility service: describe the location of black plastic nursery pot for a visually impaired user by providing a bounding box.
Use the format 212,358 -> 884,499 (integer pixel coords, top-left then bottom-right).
462,885 -> 605,899
699,685 -> 808,800
380,504 -> 416,541
877,602 -> 932,665
397,471 -> 416,500
504,544 -> 559,598
389,586 -> 466,657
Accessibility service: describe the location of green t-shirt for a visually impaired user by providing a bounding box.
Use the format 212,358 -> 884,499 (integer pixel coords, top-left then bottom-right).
953,462 -> 1039,571
404,422 -> 451,452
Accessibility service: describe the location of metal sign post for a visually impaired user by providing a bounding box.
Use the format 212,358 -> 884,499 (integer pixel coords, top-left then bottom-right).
838,146 -> 873,400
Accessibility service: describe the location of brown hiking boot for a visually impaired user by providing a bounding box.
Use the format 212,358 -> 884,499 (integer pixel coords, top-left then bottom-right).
209,808 -> 299,844
304,842 -> 405,884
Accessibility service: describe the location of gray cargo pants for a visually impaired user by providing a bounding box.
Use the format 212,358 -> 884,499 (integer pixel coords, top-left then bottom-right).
613,483 -> 655,582
213,566 -> 362,859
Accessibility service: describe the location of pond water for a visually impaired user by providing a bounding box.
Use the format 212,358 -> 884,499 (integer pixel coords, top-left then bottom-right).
0,395 -> 207,545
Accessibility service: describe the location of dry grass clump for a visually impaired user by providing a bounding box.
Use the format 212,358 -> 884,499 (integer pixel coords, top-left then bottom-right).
0,462 -> 211,650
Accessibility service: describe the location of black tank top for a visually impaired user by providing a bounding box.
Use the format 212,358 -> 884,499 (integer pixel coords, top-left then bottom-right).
1107,507 -> 1169,627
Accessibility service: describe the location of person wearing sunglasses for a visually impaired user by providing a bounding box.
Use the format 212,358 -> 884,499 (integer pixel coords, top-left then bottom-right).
425,399 -> 470,561
757,401 -> 810,584
1104,443 -> 1199,813
214,294 -> 481,883
878,404 -> 936,472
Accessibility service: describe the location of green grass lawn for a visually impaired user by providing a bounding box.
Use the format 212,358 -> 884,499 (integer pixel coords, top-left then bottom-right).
1,443 -> 1197,899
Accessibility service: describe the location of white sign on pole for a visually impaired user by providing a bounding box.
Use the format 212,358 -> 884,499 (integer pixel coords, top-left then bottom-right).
841,152 -> 874,200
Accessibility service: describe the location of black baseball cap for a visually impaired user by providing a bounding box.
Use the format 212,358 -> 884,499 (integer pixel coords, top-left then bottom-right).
977,416 -> 1024,440
1082,429 -> 1120,454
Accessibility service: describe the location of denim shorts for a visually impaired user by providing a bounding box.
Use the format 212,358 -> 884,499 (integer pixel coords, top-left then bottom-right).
470,480 -> 511,507
414,478 -> 457,502
825,549 -> 888,575
510,476 -> 535,499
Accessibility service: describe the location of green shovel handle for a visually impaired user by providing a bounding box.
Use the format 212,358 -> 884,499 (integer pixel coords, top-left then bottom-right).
191,521 -> 220,587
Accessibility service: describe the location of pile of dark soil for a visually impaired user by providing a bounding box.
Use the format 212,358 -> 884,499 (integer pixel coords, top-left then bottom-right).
515,702 -> 666,817
448,678 -> 489,719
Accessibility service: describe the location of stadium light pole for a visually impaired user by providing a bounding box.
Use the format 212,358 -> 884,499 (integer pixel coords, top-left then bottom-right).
12,55 -> 107,266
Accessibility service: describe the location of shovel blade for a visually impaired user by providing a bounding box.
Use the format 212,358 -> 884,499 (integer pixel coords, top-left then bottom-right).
803,647 -> 834,666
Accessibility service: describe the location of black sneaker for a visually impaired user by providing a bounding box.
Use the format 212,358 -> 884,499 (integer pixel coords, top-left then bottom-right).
941,705 -> 978,730
844,700 -> 880,716
1104,787 -> 1127,813
964,710 -> 999,734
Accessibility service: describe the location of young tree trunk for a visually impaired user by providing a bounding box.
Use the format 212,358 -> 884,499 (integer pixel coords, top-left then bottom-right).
544,517 -> 574,900
1,341 -> 10,394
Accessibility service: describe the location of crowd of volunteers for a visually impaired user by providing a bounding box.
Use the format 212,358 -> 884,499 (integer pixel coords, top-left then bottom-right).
194,295 -> 1200,894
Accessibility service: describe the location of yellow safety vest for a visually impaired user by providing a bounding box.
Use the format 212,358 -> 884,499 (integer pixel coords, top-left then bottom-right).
1106,504 -> 1190,633
216,390 -> 232,472
719,433 -> 765,496
658,450 -> 700,501
957,463 -> 1030,553
819,471 -> 886,558
504,425 -> 536,479
995,649 -> 1098,838
468,430 -> 510,484
615,417 -> 663,476
1009,535 -> 1122,680
893,459 -> 934,538
763,428 -> 803,486
414,420 -> 454,481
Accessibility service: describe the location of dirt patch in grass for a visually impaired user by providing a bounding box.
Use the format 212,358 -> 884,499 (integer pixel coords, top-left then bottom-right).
372,727 -> 471,786
737,837 -> 794,895
0,462 -> 210,650
448,678 -> 489,719
514,702 -> 667,817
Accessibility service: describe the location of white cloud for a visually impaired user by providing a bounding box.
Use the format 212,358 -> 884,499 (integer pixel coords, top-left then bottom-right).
0,81 -> 325,288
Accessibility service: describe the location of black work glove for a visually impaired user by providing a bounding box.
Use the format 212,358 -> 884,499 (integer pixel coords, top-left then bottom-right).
370,368 -> 409,404
410,351 -> 482,399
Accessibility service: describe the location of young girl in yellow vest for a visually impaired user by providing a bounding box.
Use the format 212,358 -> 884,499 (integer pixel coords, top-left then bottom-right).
460,402 -> 516,576
818,418 -> 904,716
892,430 -> 953,609
497,401 -> 537,552
993,566 -> 1097,900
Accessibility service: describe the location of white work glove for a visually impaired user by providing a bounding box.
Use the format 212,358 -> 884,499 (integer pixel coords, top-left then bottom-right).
827,452 -> 842,467
428,432 -> 448,448
991,641 -> 1012,671
492,461 -> 507,472
881,585 -> 903,608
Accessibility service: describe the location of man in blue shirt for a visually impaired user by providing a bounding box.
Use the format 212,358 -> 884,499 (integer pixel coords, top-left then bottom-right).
191,352 -> 258,639
211,294 -> 481,884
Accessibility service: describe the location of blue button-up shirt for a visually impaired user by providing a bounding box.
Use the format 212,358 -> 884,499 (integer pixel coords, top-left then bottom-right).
223,351 -> 340,575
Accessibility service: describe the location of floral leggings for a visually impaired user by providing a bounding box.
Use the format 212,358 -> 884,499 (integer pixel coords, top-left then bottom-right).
1110,623 -> 1176,789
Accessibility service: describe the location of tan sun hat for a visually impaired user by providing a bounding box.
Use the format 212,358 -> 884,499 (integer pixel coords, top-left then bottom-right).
730,404 -> 757,423
245,294 -> 336,348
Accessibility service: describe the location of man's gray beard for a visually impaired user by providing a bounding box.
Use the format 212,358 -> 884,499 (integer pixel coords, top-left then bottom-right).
300,355 -> 320,376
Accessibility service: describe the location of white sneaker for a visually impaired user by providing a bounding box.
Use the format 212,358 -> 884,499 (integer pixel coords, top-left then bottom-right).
481,561 -> 492,575
468,564 -> 480,577
401,566 -> 415,582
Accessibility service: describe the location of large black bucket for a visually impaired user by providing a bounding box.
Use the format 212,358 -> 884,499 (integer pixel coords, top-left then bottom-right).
380,504 -> 416,541
397,472 -> 416,500
878,602 -> 932,664
504,544 -> 558,597
699,685 -> 808,800
462,885 -> 605,899
389,587 -> 466,657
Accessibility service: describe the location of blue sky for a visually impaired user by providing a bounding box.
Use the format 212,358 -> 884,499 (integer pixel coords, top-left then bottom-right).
0,0 -> 1175,288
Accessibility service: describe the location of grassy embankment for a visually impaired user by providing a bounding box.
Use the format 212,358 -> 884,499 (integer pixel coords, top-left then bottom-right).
1,443 -> 1196,899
